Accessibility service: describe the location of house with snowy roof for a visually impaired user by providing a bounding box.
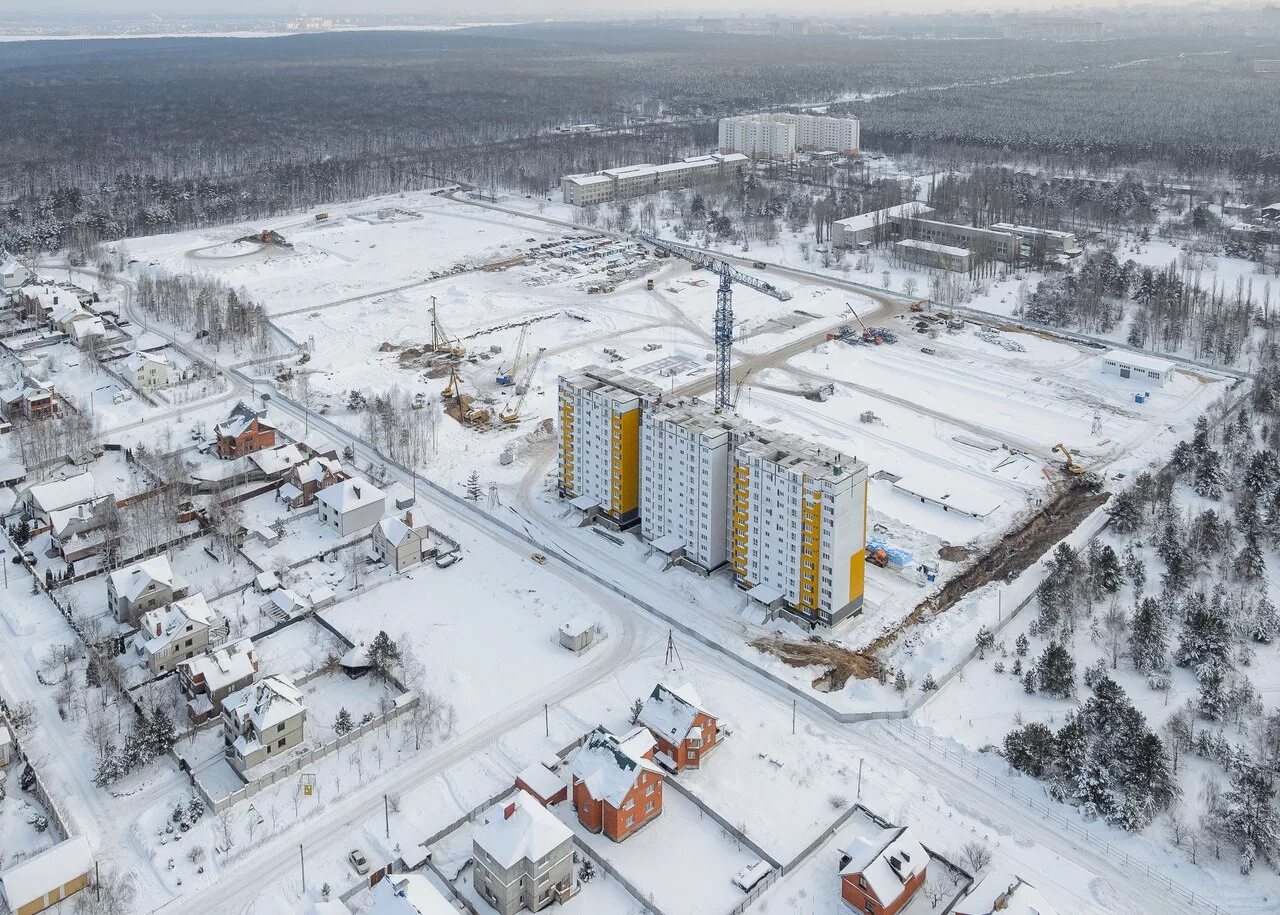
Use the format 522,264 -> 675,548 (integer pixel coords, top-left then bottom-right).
123,351 -> 169,390
247,442 -> 311,482
1,260 -> 30,292
473,789 -> 577,915
134,593 -> 216,676
20,472 -> 104,530
215,401 -> 276,459
569,725 -> 664,842
17,283 -> 70,323
107,553 -> 187,627
839,825 -> 928,915
371,511 -> 435,571
221,674 -> 306,772
280,453 -> 346,507
0,376 -> 57,423
515,762 -> 568,807
637,681 -> 722,773
316,476 -> 385,536
178,637 -> 259,724
953,872 -> 1056,915
0,834 -> 93,915
367,873 -> 458,915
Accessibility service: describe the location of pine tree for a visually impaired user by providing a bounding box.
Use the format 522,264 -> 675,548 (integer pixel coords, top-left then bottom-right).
1169,440 -> 1196,478
1253,596 -> 1280,643
975,625 -> 995,659
893,670 -> 908,693
1176,599 -> 1231,668
1196,659 -> 1230,721
1123,548 -> 1147,598
334,707 -> 353,735
1222,759 -> 1279,874
148,705 -> 176,757
367,630 -> 402,678
1128,597 -> 1168,673
464,471 -> 483,502
1106,488 -> 1142,534
1192,416 -> 1211,457
1234,535 -> 1266,583
1096,545 -> 1121,593
1014,633 -> 1029,657
1193,450 -> 1226,499
1035,643 -> 1075,698
1004,722 -> 1056,778
20,762 -> 36,792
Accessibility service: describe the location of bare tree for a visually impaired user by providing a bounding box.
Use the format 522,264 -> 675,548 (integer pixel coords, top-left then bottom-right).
960,840 -> 993,876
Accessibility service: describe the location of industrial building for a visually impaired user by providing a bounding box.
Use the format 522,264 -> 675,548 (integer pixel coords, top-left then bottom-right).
831,203 -> 934,249
893,216 -> 1022,264
1100,350 -> 1176,387
558,365 -> 661,528
894,239 -> 974,273
990,223 -> 1083,257
718,113 -> 860,160
566,390 -> 870,627
560,153 -> 749,207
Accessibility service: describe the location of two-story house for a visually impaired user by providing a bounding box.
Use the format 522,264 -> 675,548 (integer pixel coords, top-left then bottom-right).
19,472 -> 102,531
221,675 -> 306,773
134,593 -> 215,676
637,682 -> 722,773
0,376 -> 57,422
107,554 -> 186,627
569,726 -> 664,842
839,826 -> 928,915
123,351 -> 169,391
316,476 -> 385,536
177,637 -> 259,724
371,512 -> 436,572
472,790 -> 577,915
279,454 -> 345,508
214,402 -> 276,459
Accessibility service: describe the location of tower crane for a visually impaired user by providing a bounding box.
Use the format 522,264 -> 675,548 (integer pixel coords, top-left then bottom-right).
497,324 -> 529,386
500,346 -> 547,424
635,231 -> 792,412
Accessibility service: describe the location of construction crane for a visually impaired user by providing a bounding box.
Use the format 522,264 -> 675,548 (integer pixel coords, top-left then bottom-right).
635,231 -> 792,411
1052,443 -> 1086,476
430,296 -> 465,358
497,325 -> 529,386
500,346 -> 547,424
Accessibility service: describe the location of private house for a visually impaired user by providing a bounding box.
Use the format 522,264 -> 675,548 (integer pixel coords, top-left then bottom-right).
0,720 -> 11,766
178,637 -> 259,724
569,726 -> 664,842
123,351 -> 169,390
66,312 -> 106,348
247,442 -> 312,483
367,873 -> 459,915
134,593 -> 215,676
953,872 -> 1057,915
221,675 -> 306,773
472,790 -> 577,915
107,554 -> 186,627
515,762 -> 568,807
0,377 -> 57,421
19,472 -> 102,530
371,512 -> 435,571
214,401 -> 276,459
0,835 -> 93,915
839,826 -> 928,915
280,454 -> 345,507
49,496 -> 118,562
1,260 -> 30,292
18,284 -> 69,324
316,476 -> 385,536
637,682 -> 721,773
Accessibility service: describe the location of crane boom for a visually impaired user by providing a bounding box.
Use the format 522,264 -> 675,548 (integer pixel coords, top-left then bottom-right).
635,232 -> 792,302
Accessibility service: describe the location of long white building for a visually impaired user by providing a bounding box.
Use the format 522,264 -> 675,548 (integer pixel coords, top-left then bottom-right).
561,153 -> 749,207
718,113 -> 861,160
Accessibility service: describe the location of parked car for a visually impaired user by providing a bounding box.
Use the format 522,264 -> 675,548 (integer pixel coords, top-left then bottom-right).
348,849 -> 370,875
531,552 -> 548,565
732,861 -> 772,893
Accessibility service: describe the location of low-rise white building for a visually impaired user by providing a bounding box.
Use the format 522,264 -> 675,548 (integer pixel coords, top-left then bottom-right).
0,835 -> 93,915
107,554 -> 186,627
316,477 -> 385,536
1,260 -> 31,292
832,202 -> 934,249
895,238 -> 974,273
1100,349 -> 1176,388
560,153 -> 748,206
123,351 -> 169,390
221,675 -> 306,772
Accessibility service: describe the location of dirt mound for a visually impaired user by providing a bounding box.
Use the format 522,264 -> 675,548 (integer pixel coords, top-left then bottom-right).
938,544 -> 971,562
751,635 -> 883,692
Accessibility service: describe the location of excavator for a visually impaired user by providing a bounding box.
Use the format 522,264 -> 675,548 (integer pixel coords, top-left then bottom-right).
1052,443 -> 1086,476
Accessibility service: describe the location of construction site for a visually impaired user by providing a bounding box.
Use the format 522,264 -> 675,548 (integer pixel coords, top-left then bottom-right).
124,185 -> 1236,712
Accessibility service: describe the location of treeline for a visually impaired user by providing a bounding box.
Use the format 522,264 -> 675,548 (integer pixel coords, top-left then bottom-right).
133,271 -> 273,354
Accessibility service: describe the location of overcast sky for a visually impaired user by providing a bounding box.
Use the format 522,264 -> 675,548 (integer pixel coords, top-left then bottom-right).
0,0 -> 1259,17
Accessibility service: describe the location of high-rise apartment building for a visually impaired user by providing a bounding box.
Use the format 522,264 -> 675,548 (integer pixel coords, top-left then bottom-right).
718,113 -> 861,160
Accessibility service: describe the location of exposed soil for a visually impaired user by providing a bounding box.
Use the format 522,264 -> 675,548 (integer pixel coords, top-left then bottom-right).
751,635 -> 884,692
938,544 -> 972,562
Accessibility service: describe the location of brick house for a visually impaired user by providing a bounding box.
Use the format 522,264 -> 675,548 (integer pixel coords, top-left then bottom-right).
569,726 -> 664,842
214,401 -> 276,459
839,826 -> 927,915
953,872 -> 1056,915
472,790 -> 577,915
514,762 -> 568,807
177,638 -> 258,724
280,454 -> 346,508
107,554 -> 186,627
637,682 -> 722,773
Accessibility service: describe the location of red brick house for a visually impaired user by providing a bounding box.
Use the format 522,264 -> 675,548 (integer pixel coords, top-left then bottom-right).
515,761 -> 569,807
839,826 -> 928,915
280,455 -> 346,508
569,726 -> 664,842
214,402 -> 276,459
637,682 -> 721,773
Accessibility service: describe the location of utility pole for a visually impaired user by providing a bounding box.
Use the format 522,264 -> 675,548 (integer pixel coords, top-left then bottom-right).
544,703 -> 549,737
384,793 -> 389,838
857,758 -> 864,801
299,844 -> 306,893
792,699 -> 796,735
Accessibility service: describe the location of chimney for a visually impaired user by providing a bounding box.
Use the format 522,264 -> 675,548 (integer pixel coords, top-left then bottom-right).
404,511 -> 413,528
503,801 -> 517,820
155,622 -> 162,636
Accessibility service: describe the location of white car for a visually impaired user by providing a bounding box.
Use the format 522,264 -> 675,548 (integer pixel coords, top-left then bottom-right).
348,849 -> 370,876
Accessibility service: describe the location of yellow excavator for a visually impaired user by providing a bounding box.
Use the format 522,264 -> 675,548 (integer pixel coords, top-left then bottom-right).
1053,443 -> 1086,476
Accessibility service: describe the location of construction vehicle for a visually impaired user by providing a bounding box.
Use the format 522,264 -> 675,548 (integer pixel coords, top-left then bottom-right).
635,231 -> 792,411
646,278 -> 655,291
430,297 -> 466,358
499,346 -> 547,424
867,549 -> 890,568
497,325 -> 528,386
908,298 -> 930,313
1052,443 -> 1086,476
442,365 -> 462,400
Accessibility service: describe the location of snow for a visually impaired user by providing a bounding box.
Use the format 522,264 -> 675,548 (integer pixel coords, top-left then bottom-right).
472,789 -> 571,869
954,871 -> 1058,915
22,471 -> 99,514
839,825 -> 927,906
0,835 -> 91,911
637,683 -> 709,748
568,726 -> 660,807
316,478 -> 384,514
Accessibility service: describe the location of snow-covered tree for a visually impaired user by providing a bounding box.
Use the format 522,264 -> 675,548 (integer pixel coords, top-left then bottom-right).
1222,759 -> 1279,874
1035,642 -> 1075,698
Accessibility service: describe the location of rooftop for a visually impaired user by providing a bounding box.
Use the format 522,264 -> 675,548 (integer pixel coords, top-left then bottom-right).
0,835 -> 92,911
474,790 -> 572,870
1102,348 -> 1177,375
638,682 -> 714,747
179,638 -> 257,693
108,554 -> 178,603
316,476 -> 385,514
840,825 -> 927,906
569,725 -> 661,807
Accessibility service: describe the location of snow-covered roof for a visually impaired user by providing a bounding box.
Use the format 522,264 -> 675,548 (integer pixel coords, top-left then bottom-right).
565,174 -> 613,187
23,472 -> 99,513
215,401 -> 273,439
366,873 -> 457,915
375,515 -> 420,548
840,826 -> 927,906
953,872 -> 1057,915
270,588 -> 308,616
138,593 -> 213,654
834,202 -> 934,234
124,351 -> 168,374
223,675 -> 304,736
0,835 -> 92,911
0,459 -> 24,485
108,554 -> 177,603
474,790 -> 572,870
559,616 -> 592,638
638,682 -> 714,746
255,570 -> 280,592
517,762 -> 566,800
896,238 -> 972,258
317,477 -> 384,514
569,726 -> 661,807
295,455 -> 341,485
249,443 -> 309,476
180,637 -> 257,693
48,499 -> 105,537
69,315 -> 106,340
1102,348 -> 1176,375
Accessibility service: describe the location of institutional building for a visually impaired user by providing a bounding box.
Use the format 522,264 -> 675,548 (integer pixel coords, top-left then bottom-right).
990,223 -> 1083,257
718,113 -> 861,160
895,239 -> 975,273
560,153 -> 749,206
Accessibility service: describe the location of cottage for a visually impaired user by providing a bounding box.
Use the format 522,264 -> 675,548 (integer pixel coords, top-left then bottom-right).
135,593 -> 215,676
66,313 -> 106,348
20,472 -> 102,529
248,442 -> 311,482
367,873 -> 458,915
0,720 -> 11,766
0,835 -> 93,915
48,497 -> 115,554
214,401 -> 277,459
107,554 -> 185,627
515,762 -> 568,807
0,378 -> 57,421
372,512 -> 434,571
472,790 -> 577,915
177,637 -> 258,724
124,351 -> 169,390
953,872 -> 1056,915
316,477 -> 385,536
1,260 -> 31,292
569,726 -> 664,842
637,682 -> 721,772
17,284 -> 68,324
221,675 -> 306,772
839,826 -> 928,915
280,454 -> 345,507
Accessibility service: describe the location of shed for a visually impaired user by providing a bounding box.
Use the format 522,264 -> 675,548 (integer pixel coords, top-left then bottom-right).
340,644 -> 373,678
254,571 -> 280,593
1099,349 -> 1176,387
308,585 -> 335,610
515,762 -> 569,806
0,835 -> 93,915
559,617 -> 595,653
